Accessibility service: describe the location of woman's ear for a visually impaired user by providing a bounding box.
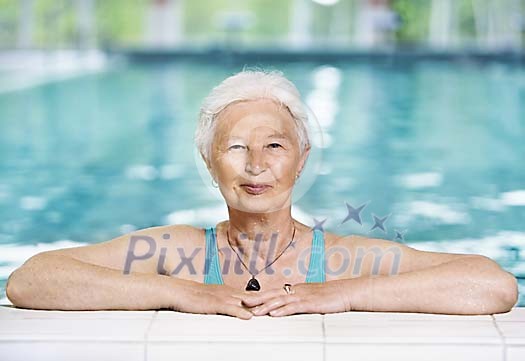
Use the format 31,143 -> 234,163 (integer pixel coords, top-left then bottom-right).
297,144 -> 311,177
201,152 -> 215,178
201,152 -> 210,169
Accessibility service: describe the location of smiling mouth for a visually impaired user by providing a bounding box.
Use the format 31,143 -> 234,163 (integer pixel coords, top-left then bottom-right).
240,184 -> 272,195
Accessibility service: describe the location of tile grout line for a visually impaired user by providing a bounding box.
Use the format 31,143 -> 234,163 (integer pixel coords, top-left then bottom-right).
144,311 -> 158,361
491,315 -> 507,361
322,315 -> 326,361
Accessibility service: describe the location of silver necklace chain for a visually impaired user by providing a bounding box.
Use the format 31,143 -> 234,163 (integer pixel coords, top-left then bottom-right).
225,224 -> 297,277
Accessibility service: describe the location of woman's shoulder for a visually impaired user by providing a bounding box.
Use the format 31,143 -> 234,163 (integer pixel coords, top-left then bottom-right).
323,231 -> 403,250
323,230 -> 397,251
130,224 -> 207,246
321,230 -> 355,248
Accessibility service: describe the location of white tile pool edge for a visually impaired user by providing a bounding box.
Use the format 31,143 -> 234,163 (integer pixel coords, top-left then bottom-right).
0,305 -> 524,361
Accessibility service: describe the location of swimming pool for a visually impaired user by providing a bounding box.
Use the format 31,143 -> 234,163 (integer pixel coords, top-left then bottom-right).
1,57 -> 524,306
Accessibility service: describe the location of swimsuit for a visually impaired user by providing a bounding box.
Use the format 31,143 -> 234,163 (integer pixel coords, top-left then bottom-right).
203,226 -> 326,285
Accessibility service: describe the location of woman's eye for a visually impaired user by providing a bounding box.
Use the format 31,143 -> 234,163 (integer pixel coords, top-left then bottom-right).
268,143 -> 282,149
229,145 -> 245,150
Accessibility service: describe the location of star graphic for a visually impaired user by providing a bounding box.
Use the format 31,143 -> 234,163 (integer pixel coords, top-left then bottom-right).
394,229 -> 406,242
369,213 -> 390,233
340,201 -> 368,226
312,217 -> 327,232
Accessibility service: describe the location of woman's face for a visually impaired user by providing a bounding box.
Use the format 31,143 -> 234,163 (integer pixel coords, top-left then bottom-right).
206,98 -> 310,213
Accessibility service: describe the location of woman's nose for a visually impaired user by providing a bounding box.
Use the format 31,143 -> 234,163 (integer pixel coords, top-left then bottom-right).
245,149 -> 266,175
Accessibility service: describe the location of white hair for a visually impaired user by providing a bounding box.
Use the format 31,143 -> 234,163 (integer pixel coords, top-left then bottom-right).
194,69 -> 311,165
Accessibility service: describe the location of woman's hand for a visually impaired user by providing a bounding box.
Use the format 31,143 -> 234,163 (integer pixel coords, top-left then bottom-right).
240,280 -> 353,317
168,279 -> 257,320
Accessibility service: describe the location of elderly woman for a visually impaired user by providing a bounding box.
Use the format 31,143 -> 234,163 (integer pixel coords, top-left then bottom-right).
6,70 -> 518,320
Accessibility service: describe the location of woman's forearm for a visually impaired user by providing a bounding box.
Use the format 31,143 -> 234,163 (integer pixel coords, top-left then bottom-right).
345,255 -> 518,315
6,253 -> 183,311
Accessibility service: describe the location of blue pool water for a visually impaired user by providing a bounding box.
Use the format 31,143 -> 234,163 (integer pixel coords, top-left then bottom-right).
0,58 -> 524,306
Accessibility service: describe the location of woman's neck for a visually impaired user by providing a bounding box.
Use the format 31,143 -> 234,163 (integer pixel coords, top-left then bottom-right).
224,206 -> 297,263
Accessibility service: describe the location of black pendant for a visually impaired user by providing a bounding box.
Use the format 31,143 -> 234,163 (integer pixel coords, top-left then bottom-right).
245,277 -> 261,291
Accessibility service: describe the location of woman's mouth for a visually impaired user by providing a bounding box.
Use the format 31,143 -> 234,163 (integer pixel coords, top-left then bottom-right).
240,184 -> 272,195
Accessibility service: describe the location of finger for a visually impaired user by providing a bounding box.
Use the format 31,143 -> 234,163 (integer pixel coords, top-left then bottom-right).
269,302 -> 301,317
270,299 -> 314,317
231,291 -> 262,304
220,304 -> 253,320
251,295 -> 299,316
224,294 -> 259,314
241,288 -> 285,307
232,290 -> 258,299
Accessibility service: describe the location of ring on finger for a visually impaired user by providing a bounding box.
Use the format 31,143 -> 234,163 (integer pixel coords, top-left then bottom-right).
283,283 -> 295,295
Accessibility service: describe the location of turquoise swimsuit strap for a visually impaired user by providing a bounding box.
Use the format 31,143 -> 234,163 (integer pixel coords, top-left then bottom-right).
305,229 -> 326,283
203,227 -> 224,285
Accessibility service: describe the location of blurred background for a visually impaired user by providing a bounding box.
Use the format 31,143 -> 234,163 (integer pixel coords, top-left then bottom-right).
0,0 -> 524,306
0,0 -> 524,50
